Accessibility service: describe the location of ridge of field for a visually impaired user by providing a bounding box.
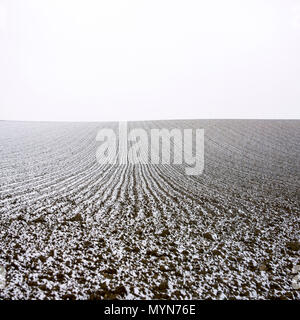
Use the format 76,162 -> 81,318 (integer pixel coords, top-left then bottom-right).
0,120 -> 299,299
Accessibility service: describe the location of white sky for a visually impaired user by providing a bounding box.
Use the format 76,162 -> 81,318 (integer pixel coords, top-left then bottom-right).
0,0 -> 300,121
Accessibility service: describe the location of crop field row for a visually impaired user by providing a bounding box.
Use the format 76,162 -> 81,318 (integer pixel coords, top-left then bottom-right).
0,120 -> 299,299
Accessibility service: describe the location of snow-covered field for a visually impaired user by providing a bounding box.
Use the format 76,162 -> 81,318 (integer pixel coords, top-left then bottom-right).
0,120 -> 299,299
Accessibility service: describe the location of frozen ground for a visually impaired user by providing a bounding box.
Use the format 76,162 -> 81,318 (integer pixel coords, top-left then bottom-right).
0,120 -> 299,299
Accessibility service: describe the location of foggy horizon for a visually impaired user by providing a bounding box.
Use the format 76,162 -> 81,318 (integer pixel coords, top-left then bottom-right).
1,0 -> 300,121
